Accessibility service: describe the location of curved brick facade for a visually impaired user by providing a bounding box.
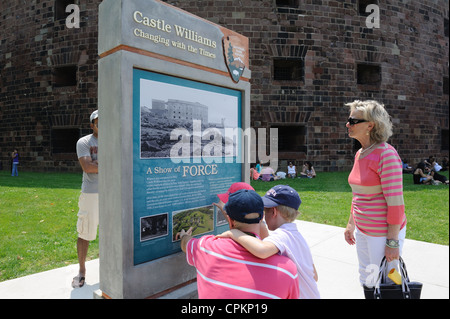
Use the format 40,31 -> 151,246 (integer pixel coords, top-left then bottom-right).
1,0 -> 448,172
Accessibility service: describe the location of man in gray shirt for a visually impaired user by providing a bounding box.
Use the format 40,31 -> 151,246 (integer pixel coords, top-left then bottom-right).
72,110 -> 98,288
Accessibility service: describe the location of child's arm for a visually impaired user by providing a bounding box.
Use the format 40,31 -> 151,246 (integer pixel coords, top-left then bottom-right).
217,229 -> 279,259
259,220 -> 270,240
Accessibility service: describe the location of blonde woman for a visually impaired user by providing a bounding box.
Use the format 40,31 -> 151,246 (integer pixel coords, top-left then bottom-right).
343,100 -> 407,294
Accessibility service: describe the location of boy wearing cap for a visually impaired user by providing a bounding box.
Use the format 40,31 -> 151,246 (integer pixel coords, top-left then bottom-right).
179,189 -> 299,299
218,185 -> 320,299
72,110 -> 99,288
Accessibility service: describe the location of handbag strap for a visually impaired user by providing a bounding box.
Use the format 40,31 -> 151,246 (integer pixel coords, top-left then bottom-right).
398,257 -> 412,299
375,257 -> 386,283
398,256 -> 411,283
374,256 -> 412,299
374,257 -> 387,299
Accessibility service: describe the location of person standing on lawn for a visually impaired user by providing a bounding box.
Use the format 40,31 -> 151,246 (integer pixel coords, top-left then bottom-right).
11,149 -> 19,176
72,110 -> 99,288
343,100 -> 407,295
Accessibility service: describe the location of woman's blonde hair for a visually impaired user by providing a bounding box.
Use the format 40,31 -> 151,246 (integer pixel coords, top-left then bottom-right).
346,100 -> 393,143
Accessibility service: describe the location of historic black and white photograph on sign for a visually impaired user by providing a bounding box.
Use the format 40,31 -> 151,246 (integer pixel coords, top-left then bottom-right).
139,74 -> 240,159
140,213 -> 168,242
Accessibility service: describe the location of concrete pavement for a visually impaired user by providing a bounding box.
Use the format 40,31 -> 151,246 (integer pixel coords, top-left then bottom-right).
0,259 -> 100,299
0,221 -> 448,299
298,221 -> 449,299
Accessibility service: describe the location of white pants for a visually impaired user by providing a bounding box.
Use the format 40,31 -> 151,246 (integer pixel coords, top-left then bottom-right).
355,227 -> 406,287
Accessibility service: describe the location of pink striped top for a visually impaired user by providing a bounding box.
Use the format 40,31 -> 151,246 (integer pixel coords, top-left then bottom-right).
348,142 -> 407,237
186,235 -> 299,299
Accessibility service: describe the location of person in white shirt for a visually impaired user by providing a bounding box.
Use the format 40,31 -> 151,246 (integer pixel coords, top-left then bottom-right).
72,110 -> 99,288
217,185 -> 320,299
287,162 -> 296,178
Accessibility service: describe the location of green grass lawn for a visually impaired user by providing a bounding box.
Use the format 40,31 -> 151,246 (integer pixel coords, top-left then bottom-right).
0,170 -> 448,282
0,171 -> 99,282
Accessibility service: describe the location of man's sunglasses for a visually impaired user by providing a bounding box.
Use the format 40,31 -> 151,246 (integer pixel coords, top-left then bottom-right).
347,118 -> 368,126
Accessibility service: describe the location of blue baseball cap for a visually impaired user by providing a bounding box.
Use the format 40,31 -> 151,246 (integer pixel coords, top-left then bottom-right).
262,185 -> 301,210
224,189 -> 264,224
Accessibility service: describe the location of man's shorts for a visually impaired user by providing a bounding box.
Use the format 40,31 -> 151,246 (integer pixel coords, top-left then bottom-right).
76,192 -> 99,241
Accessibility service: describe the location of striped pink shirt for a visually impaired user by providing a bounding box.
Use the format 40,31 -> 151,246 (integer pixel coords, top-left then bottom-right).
186,235 -> 299,299
348,142 -> 407,237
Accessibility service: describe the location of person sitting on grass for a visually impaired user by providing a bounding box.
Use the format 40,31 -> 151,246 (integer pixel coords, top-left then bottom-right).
217,185 -> 320,299
287,162 -> 297,178
413,162 -> 434,185
300,161 -> 316,178
250,164 -> 261,180
260,165 -> 280,182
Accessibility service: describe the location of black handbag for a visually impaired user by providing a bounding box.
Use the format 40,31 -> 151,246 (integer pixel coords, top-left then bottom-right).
364,257 -> 423,299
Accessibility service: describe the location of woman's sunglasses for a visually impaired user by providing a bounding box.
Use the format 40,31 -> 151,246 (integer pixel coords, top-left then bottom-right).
347,118 -> 368,126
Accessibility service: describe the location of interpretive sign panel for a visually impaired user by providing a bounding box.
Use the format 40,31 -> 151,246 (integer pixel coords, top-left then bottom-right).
132,69 -> 242,264
98,0 -> 250,298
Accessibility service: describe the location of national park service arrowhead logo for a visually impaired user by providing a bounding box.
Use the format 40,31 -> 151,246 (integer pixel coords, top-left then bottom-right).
222,35 -> 248,83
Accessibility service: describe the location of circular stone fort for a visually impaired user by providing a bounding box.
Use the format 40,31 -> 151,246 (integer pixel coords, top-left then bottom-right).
0,0 -> 448,172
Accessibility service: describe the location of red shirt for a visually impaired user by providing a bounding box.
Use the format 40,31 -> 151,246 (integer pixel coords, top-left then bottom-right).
186,235 -> 299,299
